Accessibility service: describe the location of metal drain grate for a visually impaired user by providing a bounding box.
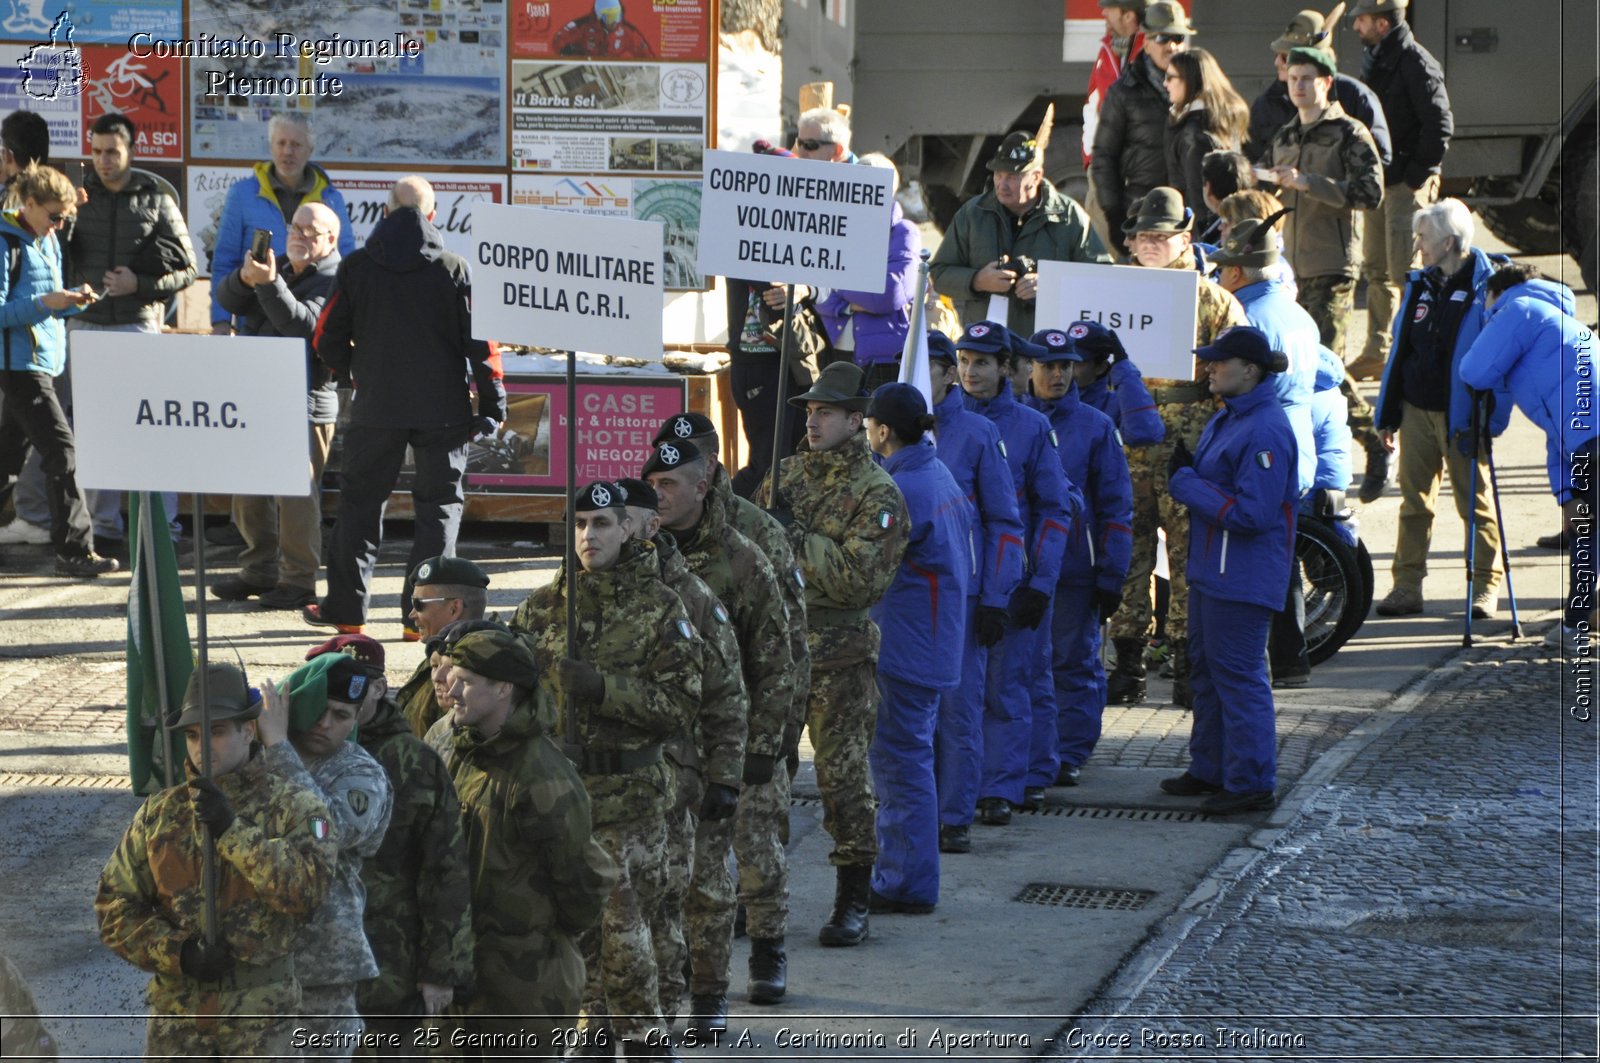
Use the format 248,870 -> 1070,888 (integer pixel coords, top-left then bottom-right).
0,772 -> 130,789
1015,883 -> 1157,910
1031,805 -> 1212,823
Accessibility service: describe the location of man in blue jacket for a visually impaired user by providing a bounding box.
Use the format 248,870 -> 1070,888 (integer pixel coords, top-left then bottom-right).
925,331 -> 1022,854
1372,199 -> 1504,621
1025,328 -> 1133,787
1163,326 -> 1299,815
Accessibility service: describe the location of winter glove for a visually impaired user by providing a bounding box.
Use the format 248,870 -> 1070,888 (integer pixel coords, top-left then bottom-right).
974,605 -> 1009,647
1094,587 -> 1124,625
1167,438 -> 1194,480
700,782 -> 741,822
179,936 -> 236,982
188,777 -> 235,837
468,415 -> 500,441
557,658 -> 605,704
743,754 -> 777,786
1009,586 -> 1050,630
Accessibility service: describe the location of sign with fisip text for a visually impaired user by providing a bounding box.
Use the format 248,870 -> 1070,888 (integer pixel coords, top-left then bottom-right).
1036,260 -> 1201,381
72,333 -> 311,496
472,203 -> 665,357
697,149 -> 895,291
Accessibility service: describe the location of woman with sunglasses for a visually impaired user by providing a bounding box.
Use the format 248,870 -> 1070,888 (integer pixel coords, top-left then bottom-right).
0,164 -> 116,577
1164,48 -> 1250,239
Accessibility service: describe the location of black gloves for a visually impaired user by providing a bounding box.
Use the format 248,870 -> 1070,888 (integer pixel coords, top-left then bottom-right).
699,782 -> 740,822
469,415 -> 499,441
179,936 -> 236,982
1094,587 -> 1124,625
743,754 -> 776,786
974,605 -> 1009,647
188,777 -> 235,837
1167,438 -> 1193,480
1009,587 -> 1050,630
557,659 -> 605,704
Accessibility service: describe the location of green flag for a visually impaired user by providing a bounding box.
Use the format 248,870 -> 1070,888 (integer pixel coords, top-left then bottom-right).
126,492 -> 192,794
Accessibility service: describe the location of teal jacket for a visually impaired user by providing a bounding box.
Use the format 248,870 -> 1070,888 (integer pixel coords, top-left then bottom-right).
0,211 -> 80,374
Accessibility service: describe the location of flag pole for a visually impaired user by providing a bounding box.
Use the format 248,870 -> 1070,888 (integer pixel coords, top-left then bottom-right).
768,284 -> 795,512
564,350 -> 579,760
140,492 -> 175,791
193,492 -> 218,944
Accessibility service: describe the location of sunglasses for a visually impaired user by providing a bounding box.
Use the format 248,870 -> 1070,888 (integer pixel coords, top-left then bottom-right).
795,137 -> 835,151
411,596 -> 460,608
1151,33 -> 1187,44
45,210 -> 67,224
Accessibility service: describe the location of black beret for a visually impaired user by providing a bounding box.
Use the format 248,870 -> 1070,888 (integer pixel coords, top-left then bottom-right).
574,480 -> 627,512
653,412 -> 716,445
616,476 -> 659,510
641,439 -> 703,478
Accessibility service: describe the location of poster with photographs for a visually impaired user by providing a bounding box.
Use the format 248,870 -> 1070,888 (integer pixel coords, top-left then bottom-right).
510,59 -> 706,175
512,174 -> 702,290
513,0 -> 709,62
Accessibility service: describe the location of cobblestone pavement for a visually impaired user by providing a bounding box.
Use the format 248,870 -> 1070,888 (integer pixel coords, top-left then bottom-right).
1050,639 -> 1599,1060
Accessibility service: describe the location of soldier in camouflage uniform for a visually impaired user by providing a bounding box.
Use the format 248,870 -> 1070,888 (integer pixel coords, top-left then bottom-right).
654,412 -> 809,1003
510,480 -> 701,1059
435,627 -> 617,1062
302,634 -> 475,1061
2,950 -> 57,1060
643,440 -> 795,1031
96,663 -> 338,1061
395,556 -> 492,737
1108,188 -> 1248,708
615,477 -> 747,1031
271,652 -> 395,1061
757,362 -> 908,949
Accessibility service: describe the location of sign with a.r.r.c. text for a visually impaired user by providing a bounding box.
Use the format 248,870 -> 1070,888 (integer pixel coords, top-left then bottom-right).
71,332 -> 311,496
1035,259 -> 1201,381
696,149 -> 895,291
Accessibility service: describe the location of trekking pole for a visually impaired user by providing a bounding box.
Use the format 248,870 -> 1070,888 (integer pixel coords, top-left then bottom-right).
1463,396 -> 1480,647
1483,427 -> 1524,640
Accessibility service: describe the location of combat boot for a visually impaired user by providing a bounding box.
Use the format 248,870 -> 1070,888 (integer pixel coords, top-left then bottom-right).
620,1036 -> 679,1061
686,993 -> 728,1040
747,936 -> 787,1003
571,1025 -> 616,1057
1169,637 -> 1193,709
818,865 -> 871,947
1106,637 -> 1147,704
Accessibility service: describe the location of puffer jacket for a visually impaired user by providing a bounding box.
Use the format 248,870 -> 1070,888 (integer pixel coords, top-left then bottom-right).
0,211 -> 78,375
68,167 -> 196,328
1311,344 -> 1352,492
216,250 -> 341,423
1360,20 -> 1453,188
1089,54 -> 1171,243
1165,105 -> 1229,236
817,199 -> 919,366
1268,100 -> 1384,280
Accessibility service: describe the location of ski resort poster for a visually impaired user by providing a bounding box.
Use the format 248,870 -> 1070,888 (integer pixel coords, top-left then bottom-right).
512,0 -> 710,62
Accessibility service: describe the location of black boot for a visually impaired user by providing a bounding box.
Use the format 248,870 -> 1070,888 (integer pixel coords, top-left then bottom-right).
1169,637 -> 1193,709
571,1025 -> 617,1057
621,1035 -> 679,1061
1106,637 -> 1147,703
818,865 -> 871,947
686,993 -> 728,1040
748,935 -> 787,1003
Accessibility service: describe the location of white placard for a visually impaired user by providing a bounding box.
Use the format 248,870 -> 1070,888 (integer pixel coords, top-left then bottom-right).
471,203 -> 665,359
697,149 -> 895,291
72,333 -> 311,496
1035,260 -> 1202,381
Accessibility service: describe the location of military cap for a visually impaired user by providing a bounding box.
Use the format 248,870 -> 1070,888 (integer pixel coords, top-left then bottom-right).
1347,0 -> 1404,19
641,438 -> 704,477
1120,192 -> 1146,234
1286,45 -> 1337,77
425,618 -> 512,657
1271,5 -> 1342,53
1211,208 -> 1293,269
1128,186 -> 1193,233
1062,321 -> 1128,362
281,653 -> 370,735
789,360 -> 871,412
927,329 -> 958,365
865,382 -> 932,442
306,632 -> 386,671
1142,0 -> 1197,36
1029,328 -> 1084,363
653,412 -> 716,445
1195,325 -> 1290,374
616,476 -> 659,511
986,104 -> 1054,175
449,628 -> 544,690
169,662 -> 260,730
411,555 -> 489,589
574,479 -> 627,512
955,320 -> 1013,356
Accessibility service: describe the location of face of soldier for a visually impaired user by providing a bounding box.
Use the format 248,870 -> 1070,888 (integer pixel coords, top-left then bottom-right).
957,349 -> 1004,401
295,698 -> 360,760
993,169 -> 1044,216
1032,359 -> 1073,401
430,652 -> 456,710
185,720 -> 254,776
90,131 -> 133,191
446,666 -> 515,736
355,674 -> 388,726
805,402 -> 862,452
1204,356 -> 1261,398
624,504 -> 662,541
646,465 -> 708,531
409,584 -> 465,641
575,508 -> 631,571
1285,66 -> 1333,114
1133,229 -> 1191,269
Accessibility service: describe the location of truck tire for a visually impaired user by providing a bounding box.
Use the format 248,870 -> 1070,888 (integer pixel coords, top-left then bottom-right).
1297,514 -> 1367,667
1560,115 -> 1597,266
1476,176 -> 1565,255
1572,135 -> 1598,292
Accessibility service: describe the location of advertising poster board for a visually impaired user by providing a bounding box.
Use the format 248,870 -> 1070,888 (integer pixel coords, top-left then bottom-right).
513,0 -> 710,61
512,173 -> 702,290
78,44 -> 181,158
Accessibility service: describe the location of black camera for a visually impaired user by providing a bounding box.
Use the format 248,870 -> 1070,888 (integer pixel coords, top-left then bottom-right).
999,255 -> 1037,279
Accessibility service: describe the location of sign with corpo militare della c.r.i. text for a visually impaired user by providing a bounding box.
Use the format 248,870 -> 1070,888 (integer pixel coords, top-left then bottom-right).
471,203 -> 665,358
71,332 -> 311,497
696,149 -> 895,292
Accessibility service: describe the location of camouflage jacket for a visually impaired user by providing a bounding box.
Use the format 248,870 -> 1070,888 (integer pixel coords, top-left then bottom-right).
712,466 -> 811,735
674,491 -> 795,759
441,695 -> 617,1018
397,654 -> 443,739
656,532 -> 748,788
268,740 -> 393,986
1144,256 -> 1250,388
1136,264 -> 1248,462
1268,100 -> 1385,280
510,539 -> 701,826
759,433 -> 909,666
355,698 -> 475,1013
95,750 -> 337,1017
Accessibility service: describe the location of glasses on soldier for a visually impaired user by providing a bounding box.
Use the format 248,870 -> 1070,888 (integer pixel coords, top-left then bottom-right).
411,596 -> 460,608
796,138 -> 834,151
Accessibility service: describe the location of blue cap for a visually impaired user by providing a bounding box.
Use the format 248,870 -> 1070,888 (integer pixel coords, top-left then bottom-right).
1195,325 -> 1289,373
956,320 -> 1013,356
927,330 -> 957,365
865,382 -> 932,442
1063,320 -> 1127,361
1029,328 -> 1083,363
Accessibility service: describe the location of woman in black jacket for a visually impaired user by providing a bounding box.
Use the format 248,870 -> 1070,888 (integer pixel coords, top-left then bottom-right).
1164,48 -> 1249,236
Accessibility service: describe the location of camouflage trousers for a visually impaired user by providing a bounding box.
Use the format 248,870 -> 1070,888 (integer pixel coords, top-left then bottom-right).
806,653 -> 880,867
1298,274 -> 1357,363
581,816 -> 668,1040
300,982 -> 363,1063
1110,399 -> 1215,643
652,763 -> 697,1020
686,764 -> 792,996
146,1013 -> 299,1061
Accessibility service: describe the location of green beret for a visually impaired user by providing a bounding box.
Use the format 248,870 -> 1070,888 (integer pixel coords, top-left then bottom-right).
1287,46 -> 1337,76
449,629 -> 544,690
281,654 -> 368,736
411,555 -> 490,588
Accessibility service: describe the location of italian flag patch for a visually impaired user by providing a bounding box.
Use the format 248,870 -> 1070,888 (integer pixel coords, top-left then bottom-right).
878,510 -> 895,529
310,818 -> 330,841
1256,450 -> 1275,469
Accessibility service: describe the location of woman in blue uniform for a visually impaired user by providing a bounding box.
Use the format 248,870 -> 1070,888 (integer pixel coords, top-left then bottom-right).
864,383 -> 971,912
1163,326 -> 1299,815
